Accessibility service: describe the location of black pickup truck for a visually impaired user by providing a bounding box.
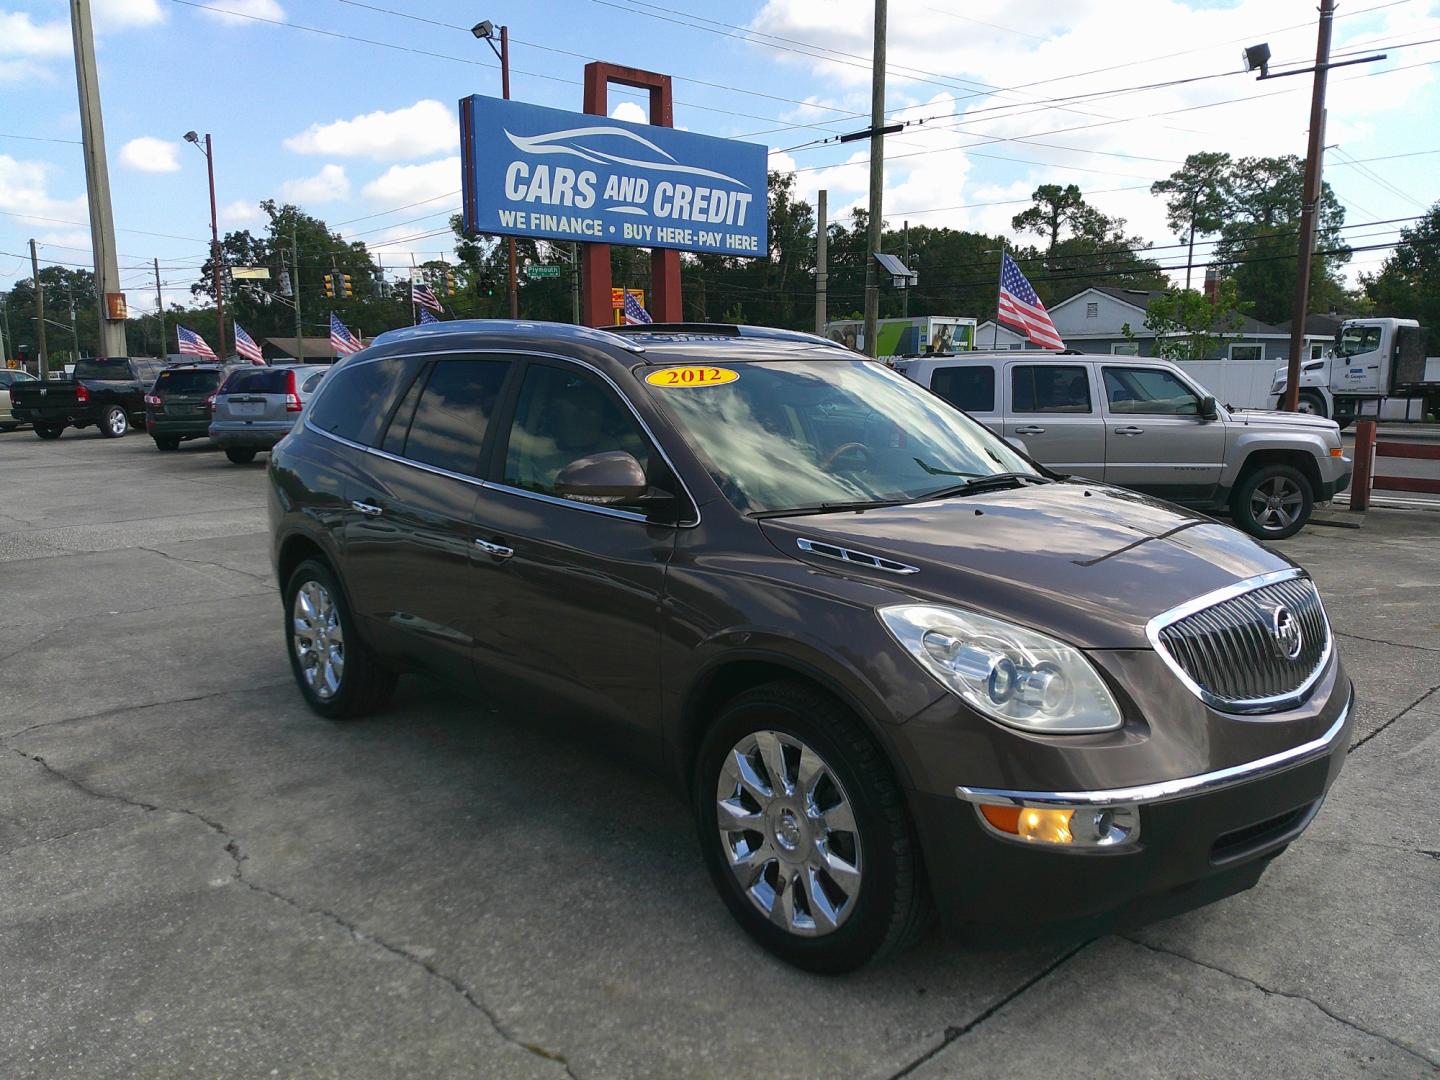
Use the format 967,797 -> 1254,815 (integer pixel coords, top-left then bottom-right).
9,356 -> 167,440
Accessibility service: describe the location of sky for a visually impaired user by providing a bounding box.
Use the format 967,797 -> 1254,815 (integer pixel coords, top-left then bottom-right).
1,0 -> 1438,320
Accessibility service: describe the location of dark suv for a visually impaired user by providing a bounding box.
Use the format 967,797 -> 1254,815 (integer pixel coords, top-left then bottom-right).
268,321 -> 1352,972
145,362 -> 229,451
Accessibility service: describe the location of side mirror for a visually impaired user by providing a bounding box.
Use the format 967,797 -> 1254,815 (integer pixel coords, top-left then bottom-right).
1199,395 -> 1218,421
553,450 -> 648,506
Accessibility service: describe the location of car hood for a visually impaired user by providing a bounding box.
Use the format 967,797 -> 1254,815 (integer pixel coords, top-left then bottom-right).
1229,408 -> 1339,435
758,481 -> 1295,649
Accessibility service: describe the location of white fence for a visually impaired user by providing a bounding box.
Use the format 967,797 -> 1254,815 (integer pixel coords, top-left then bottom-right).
1172,358 -> 1429,418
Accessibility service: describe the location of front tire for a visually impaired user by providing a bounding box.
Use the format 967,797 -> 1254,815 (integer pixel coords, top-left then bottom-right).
694,680 -> 931,973
283,558 -> 396,720
34,422 -> 63,440
1296,391 -> 1327,418
99,405 -> 128,438
0,423 -> 17,432
225,447 -> 257,464
1231,464 -> 1313,540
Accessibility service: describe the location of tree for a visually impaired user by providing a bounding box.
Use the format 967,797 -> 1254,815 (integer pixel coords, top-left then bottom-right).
1363,201 -> 1440,350
2,266 -> 114,362
1152,153 -> 1349,324
1009,183 -> 1167,295
1141,281 -> 1247,359
1012,184 -> 1100,253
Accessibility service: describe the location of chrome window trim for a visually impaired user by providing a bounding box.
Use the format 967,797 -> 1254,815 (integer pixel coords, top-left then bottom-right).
796,538 -> 919,575
956,688 -> 1350,809
303,346 -> 701,528
1144,567 -> 1332,714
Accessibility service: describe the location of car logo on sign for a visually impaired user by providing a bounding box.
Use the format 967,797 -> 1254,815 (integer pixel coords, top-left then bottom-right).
1269,605 -> 1303,660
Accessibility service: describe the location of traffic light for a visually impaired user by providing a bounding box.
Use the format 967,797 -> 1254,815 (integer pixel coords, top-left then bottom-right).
323,272 -> 335,299
476,275 -> 493,297
341,274 -> 353,299
445,269 -> 457,296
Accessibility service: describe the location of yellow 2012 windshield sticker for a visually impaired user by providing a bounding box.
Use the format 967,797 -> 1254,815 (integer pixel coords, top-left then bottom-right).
645,366 -> 739,388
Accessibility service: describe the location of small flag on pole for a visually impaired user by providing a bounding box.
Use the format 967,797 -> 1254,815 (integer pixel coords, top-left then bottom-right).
623,291 -> 652,325
419,307 -> 440,325
176,325 -> 217,360
234,323 -> 265,364
997,253 -> 1064,350
412,281 -> 444,313
329,312 -> 363,356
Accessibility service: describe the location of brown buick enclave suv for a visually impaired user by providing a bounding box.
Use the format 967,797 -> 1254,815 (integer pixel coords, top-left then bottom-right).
267,320 -> 1353,972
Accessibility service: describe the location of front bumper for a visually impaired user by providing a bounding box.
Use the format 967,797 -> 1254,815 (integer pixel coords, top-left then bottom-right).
911,684 -> 1353,931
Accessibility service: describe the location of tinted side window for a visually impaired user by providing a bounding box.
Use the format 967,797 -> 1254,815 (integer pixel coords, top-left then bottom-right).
381,366 -> 426,456
1011,365 -> 1092,414
308,358 -> 410,446
930,365 -> 995,413
402,359 -> 509,475
503,364 -> 653,498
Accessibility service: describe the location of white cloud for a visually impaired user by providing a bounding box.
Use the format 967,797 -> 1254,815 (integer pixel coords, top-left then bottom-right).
0,58 -> 53,84
280,164 -> 350,204
220,200 -> 264,227
361,157 -> 460,207
119,136 -> 182,173
199,0 -> 285,24
609,101 -> 648,125
0,12 -> 70,57
92,0 -> 166,30
0,155 -> 89,226
284,99 -> 457,162
38,229 -> 95,249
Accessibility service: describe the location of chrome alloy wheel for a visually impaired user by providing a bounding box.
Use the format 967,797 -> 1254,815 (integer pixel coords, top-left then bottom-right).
292,580 -> 345,700
715,730 -> 862,937
106,408 -> 127,435
1250,476 -> 1304,531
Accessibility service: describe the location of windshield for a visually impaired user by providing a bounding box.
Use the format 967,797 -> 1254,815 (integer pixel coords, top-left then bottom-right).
1335,325 -> 1381,358
642,357 -> 1036,514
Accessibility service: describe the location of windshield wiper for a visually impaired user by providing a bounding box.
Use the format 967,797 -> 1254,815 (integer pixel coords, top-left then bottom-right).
915,472 -> 1051,500
750,498 -> 911,519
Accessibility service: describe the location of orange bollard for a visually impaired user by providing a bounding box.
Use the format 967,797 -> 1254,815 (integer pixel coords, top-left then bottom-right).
1350,418 -> 1376,512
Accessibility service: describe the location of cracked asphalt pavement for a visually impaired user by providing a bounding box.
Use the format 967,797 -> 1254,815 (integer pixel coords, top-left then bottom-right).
2,429 -> 1438,1079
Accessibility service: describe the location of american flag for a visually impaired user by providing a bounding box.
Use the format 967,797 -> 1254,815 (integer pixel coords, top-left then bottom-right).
176,325 -> 217,360
330,312 -> 363,356
623,291 -> 652,325
234,323 -> 265,365
997,253 -> 1064,350
419,307 -> 440,325
412,280 -> 444,313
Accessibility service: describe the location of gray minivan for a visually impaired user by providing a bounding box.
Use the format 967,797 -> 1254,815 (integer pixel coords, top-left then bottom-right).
210,363 -> 329,464
894,352 -> 1351,540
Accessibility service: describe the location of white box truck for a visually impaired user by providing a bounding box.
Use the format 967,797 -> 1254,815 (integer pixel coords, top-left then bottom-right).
824,316 -> 977,357
1268,317 -> 1440,425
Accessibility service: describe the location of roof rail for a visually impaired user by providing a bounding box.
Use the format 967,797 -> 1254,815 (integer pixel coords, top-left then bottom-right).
601,323 -> 848,348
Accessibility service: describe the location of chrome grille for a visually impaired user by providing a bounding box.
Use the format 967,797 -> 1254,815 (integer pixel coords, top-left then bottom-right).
1150,573 -> 1330,713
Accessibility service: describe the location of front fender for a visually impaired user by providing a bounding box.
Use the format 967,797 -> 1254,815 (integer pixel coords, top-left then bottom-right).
1221,430 -> 1334,488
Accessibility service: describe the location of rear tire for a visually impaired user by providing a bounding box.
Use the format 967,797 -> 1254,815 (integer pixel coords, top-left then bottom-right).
225,447 -> 258,464
694,680 -> 932,973
154,436 -> 180,452
1231,464 -> 1313,540
283,558 -> 396,720
0,423 -> 17,432
34,423 -> 63,440
99,405 -> 128,438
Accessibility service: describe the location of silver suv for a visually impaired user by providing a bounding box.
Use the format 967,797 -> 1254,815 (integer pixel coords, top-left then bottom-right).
894,352 -> 1352,539
210,364 -> 329,464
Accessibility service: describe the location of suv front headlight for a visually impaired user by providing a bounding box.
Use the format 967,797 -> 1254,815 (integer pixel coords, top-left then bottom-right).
879,604 -> 1122,734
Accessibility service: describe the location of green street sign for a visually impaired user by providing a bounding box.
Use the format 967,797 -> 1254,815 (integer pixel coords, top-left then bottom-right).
526,265 -> 562,279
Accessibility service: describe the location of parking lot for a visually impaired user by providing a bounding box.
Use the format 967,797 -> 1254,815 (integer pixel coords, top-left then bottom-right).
2,427 -> 1437,1079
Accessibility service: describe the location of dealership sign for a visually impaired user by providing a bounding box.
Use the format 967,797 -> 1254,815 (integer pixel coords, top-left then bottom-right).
460,95 -> 768,258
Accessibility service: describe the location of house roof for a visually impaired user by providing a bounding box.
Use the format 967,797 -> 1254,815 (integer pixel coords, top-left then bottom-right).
1274,313 -> 1345,336
264,335 -> 335,359
1051,286 -> 1289,337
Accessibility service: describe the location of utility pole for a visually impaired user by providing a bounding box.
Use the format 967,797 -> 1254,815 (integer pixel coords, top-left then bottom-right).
570,242 -> 581,325
30,239 -> 48,379
902,219 -> 910,319
153,258 -> 165,357
815,189 -> 828,336
205,135 -> 226,360
292,228 -> 303,359
0,294 -> 8,367
861,0 -> 887,357
66,281 -> 80,360
1184,186 -> 1201,292
1282,0 -> 1335,412
70,0 -> 126,358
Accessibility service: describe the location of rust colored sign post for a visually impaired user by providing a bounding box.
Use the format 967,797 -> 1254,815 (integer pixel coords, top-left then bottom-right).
580,63 -> 682,327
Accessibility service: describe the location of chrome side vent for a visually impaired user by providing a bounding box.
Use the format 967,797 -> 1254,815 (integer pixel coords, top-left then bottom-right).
796,538 -> 918,575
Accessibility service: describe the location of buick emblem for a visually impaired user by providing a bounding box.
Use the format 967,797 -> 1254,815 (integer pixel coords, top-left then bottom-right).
1268,605 -> 1303,660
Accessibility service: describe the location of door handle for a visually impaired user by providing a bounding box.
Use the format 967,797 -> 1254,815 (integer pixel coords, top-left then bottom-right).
1013,425 -> 1046,435
1113,426 -> 1145,436
475,538 -> 514,560
350,500 -> 383,517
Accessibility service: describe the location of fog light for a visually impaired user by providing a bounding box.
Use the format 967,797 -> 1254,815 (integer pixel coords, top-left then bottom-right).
977,801 -> 1138,848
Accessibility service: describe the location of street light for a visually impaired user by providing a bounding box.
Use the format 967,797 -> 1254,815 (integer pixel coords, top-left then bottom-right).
183,130 -> 227,361
473,18 -> 518,320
